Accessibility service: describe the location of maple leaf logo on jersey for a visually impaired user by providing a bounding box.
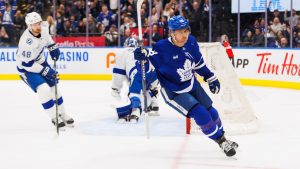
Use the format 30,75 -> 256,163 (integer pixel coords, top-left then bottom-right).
177,59 -> 194,82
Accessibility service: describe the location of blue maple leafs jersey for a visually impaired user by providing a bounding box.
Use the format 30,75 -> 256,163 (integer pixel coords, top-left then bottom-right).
148,35 -> 208,93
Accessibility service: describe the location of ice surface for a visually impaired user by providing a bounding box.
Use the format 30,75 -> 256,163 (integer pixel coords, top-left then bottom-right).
0,80 -> 299,169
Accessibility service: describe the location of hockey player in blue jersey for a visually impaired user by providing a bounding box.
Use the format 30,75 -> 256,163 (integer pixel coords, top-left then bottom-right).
134,15 -> 238,157
16,12 -> 74,129
111,37 -> 159,123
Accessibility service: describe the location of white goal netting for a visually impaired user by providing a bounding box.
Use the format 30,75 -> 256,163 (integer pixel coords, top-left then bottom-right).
186,43 -> 258,135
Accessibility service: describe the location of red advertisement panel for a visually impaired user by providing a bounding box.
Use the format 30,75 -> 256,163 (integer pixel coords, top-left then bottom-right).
54,36 -> 106,47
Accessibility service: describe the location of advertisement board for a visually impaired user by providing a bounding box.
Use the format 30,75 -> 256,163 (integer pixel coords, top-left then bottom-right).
232,0 -> 300,13
0,47 -> 299,89
0,47 -> 118,80
55,36 -> 106,47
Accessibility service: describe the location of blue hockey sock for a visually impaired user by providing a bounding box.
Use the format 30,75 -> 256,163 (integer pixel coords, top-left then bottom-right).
189,104 -> 222,140
208,106 -> 224,133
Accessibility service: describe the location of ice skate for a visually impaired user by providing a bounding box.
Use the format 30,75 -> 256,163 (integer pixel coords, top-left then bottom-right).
117,115 -> 130,123
147,101 -> 160,116
129,109 -> 141,123
216,135 -> 236,157
227,140 -> 239,149
147,105 -> 160,116
51,118 -> 66,131
59,114 -> 74,127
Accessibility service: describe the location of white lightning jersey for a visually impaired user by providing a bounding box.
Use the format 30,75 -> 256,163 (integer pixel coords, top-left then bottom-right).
111,47 -> 137,91
16,21 -> 55,74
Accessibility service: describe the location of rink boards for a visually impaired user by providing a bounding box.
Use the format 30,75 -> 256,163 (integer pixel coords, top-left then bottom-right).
0,47 -> 299,89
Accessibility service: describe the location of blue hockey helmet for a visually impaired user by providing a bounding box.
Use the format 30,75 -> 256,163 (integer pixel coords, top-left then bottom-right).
124,37 -> 138,48
168,15 -> 190,31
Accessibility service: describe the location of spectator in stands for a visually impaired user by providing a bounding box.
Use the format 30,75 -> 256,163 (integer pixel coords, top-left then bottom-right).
187,1 -> 201,40
89,1 -> 99,19
268,17 -> 282,38
259,18 -> 266,33
13,10 -> 25,42
158,15 -> 168,39
139,7 -> 147,25
70,1 -> 85,20
64,19 -> 73,36
96,22 -> 106,36
279,37 -> 288,48
126,4 -> 136,19
104,24 -> 118,46
88,14 -> 97,34
293,22 -> 300,35
267,1 -> 283,23
128,17 -> 136,29
0,26 -> 10,46
281,23 -> 290,40
121,28 -> 131,46
267,37 -> 278,48
119,16 -> 130,36
150,24 -> 161,45
242,30 -> 253,47
284,9 -> 299,28
69,15 -> 79,33
47,16 -> 57,36
56,11 -> 65,36
169,0 -> 179,15
252,28 -> 264,47
150,6 -> 159,23
97,4 -> 114,32
78,19 -> 86,34
0,0 -> 17,45
162,3 -> 172,20
201,0 -> 210,42
295,32 -> 300,48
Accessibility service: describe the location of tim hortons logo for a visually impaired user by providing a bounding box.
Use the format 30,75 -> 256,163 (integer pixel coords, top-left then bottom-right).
257,52 -> 300,76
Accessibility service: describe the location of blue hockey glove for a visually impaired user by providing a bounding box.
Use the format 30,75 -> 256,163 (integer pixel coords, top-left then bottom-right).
207,75 -> 220,94
134,47 -> 149,61
41,66 -> 58,82
48,43 -> 60,61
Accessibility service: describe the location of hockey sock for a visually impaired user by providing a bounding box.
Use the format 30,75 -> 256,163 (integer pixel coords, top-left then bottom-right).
37,83 -> 56,119
208,106 -> 224,133
50,87 -> 66,115
189,104 -> 222,140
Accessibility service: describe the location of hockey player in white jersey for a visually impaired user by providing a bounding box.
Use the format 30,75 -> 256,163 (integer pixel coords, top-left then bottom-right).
134,15 -> 238,157
111,37 -> 159,123
16,12 -> 74,129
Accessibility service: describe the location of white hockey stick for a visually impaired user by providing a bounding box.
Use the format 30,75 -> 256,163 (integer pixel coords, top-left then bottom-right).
137,0 -> 150,139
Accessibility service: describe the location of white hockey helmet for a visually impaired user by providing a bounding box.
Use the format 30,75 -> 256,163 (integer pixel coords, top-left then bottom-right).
25,12 -> 42,26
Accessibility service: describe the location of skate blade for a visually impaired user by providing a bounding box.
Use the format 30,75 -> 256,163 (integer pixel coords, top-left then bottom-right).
117,119 -> 127,124
129,119 -> 138,124
148,111 -> 160,116
65,124 -> 75,128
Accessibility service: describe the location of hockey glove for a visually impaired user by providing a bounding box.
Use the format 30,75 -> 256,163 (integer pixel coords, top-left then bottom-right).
48,43 -> 60,61
41,66 -> 58,82
207,75 -> 220,94
134,47 -> 149,61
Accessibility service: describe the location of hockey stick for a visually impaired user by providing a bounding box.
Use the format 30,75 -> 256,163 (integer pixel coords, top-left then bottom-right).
137,0 -> 150,139
53,60 -> 59,135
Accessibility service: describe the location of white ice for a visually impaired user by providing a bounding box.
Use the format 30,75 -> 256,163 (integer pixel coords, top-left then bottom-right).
0,80 -> 299,169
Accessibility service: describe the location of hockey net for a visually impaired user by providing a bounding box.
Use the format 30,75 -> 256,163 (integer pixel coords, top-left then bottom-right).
186,42 -> 258,135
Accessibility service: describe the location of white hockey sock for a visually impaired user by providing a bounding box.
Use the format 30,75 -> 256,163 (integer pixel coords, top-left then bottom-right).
50,86 -> 67,115
36,83 -> 56,120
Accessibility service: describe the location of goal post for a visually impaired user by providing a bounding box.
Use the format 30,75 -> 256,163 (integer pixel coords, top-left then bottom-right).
186,42 -> 259,135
